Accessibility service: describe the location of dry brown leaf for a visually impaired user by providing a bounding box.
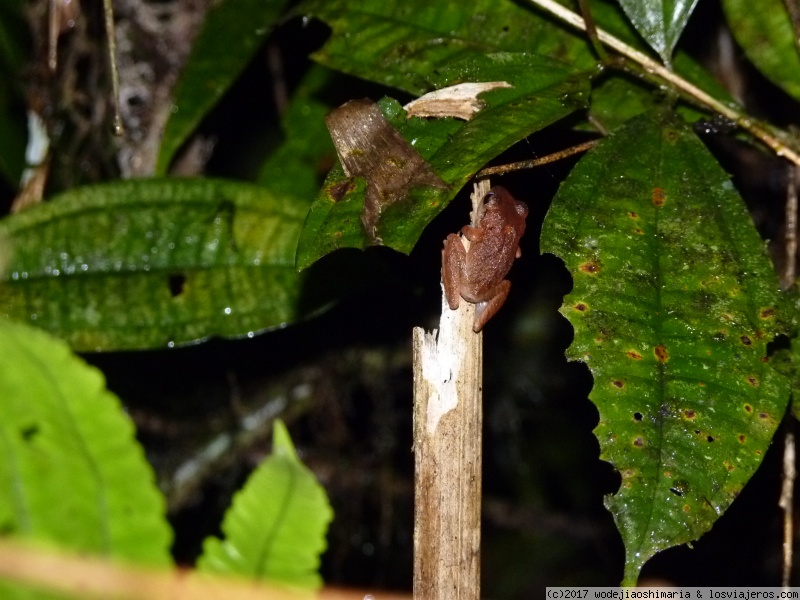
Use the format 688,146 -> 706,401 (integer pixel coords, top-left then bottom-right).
325,99 -> 446,243
404,82 -> 512,121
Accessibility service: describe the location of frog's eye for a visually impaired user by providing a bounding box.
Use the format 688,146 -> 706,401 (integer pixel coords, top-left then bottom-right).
483,191 -> 496,204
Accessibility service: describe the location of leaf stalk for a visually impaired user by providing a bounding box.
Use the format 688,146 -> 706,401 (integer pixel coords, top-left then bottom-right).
525,0 -> 800,166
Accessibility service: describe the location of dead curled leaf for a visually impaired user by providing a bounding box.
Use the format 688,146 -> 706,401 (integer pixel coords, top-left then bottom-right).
404,81 -> 513,121
325,98 -> 447,243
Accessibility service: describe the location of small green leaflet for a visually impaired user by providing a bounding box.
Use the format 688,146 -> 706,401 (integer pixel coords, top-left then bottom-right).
541,109 -> 789,584
617,0 -> 699,66
198,420 -> 332,590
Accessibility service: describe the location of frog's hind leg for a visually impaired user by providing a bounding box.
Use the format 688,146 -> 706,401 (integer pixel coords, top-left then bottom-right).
473,280 -> 511,332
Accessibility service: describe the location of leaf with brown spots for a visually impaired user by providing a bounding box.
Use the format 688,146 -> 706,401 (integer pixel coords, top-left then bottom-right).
540,109 -> 790,585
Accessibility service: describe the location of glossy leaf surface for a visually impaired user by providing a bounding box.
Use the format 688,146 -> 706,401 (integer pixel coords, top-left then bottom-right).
723,0 -> 800,102
302,0 -> 600,95
541,109 -> 789,584
296,55 -> 590,268
256,65 -> 335,200
155,0 -> 290,175
0,319 -> 172,565
198,420 -> 332,589
617,0 -> 699,65
0,179 -> 310,350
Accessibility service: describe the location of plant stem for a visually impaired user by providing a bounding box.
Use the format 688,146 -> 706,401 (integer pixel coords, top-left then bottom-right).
525,0 -> 800,166
784,166 -> 799,290
476,140 -> 598,178
102,0 -> 124,136
412,182 -> 486,600
780,426 -> 796,587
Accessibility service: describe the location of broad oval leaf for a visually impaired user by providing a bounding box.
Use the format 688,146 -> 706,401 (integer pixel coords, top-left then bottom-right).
296,54 -> 590,268
301,0 -> 600,95
617,0 -> 699,65
0,319 -> 172,565
0,178 -> 311,351
197,420 -> 332,589
540,109 -> 789,584
722,0 -> 800,103
155,0 -> 291,175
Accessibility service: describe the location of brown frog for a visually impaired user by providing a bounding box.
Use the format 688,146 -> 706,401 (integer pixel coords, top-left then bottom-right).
442,186 -> 528,333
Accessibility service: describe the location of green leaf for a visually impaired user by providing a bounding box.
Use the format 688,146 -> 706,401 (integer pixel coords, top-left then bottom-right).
296,55 -> 590,268
0,319 -> 172,565
256,65 -> 335,200
155,0 -> 291,175
617,0 -> 699,65
301,0 -> 599,95
540,109 -> 789,584
0,178 -> 311,351
197,420 -> 333,590
722,0 -> 800,102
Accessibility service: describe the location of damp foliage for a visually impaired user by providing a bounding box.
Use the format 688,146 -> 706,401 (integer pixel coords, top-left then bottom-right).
325,98 -> 447,243
0,178 -> 311,351
540,109 -> 790,585
295,53 -> 590,269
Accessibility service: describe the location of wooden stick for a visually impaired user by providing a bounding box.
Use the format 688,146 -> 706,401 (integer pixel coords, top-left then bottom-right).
780,426 -> 796,588
0,539 -> 411,600
412,181 -> 487,599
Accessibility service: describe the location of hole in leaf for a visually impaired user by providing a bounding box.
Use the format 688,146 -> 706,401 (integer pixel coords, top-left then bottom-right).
168,273 -> 186,297
633,412 -> 643,421
20,425 -> 39,441
707,435 -> 715,442
670,482 -> 687,496
740,335 -> 752,345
